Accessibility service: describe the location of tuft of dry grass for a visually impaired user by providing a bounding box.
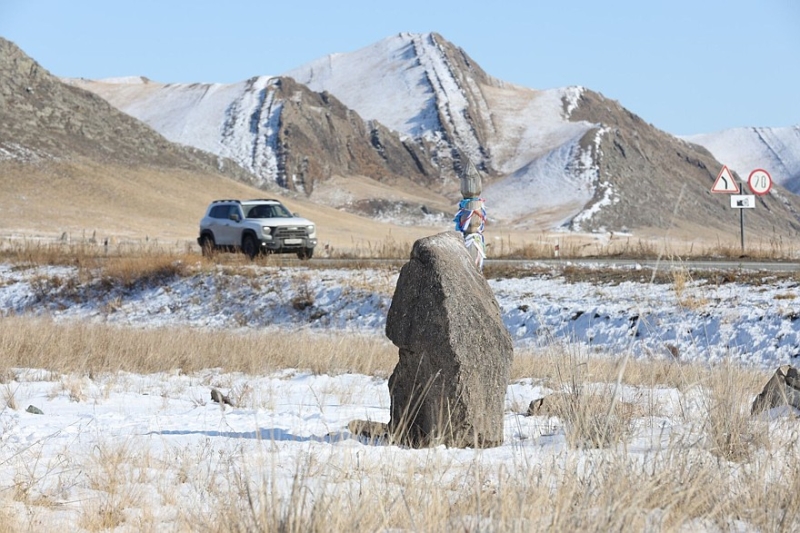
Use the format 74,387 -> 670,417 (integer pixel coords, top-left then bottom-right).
79,441 -> 144,531
696,361 -> 770,462
670,264 -> 708,310
3,383 -> 18,410
510,344 -> 767,392
98,255 -> 191,289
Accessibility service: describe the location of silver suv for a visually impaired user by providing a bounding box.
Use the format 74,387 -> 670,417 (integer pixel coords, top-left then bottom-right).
197,199 -> 317,259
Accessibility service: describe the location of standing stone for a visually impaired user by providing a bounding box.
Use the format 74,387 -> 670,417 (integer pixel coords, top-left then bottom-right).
385,231 -> 513,448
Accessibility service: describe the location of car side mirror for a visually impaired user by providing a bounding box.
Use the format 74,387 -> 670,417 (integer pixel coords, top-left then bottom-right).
229,213 -> 240,222
293,212 -> 300,217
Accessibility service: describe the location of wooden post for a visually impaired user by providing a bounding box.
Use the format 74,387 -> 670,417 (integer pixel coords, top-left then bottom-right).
454,160 -> 486,271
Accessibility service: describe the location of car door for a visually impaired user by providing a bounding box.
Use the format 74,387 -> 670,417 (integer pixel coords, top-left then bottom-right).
207,205 -> 240,246
218,205 -> 245,245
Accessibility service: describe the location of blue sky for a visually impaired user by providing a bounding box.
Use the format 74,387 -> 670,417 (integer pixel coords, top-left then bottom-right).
1,0 -> 798,136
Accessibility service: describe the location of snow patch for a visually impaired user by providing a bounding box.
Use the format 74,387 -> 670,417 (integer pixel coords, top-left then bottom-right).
562,85 -> 585,118
484,125 -> 605,227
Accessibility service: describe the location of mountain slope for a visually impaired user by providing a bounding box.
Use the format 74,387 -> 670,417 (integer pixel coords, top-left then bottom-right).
285,32 -> 498,169
685,127 -> 800,194
0,36 -> 265,238
0,38 -> 254,183
566,90 -> 800,235
285,33 -> 597,181
66,74 -> 443,195
62,33 -> 800,237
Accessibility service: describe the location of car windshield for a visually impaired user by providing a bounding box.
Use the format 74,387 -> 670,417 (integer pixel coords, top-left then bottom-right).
246,204 -> 292,219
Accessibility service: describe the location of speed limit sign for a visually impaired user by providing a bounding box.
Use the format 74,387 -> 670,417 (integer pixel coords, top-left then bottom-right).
748,169 -> 772,196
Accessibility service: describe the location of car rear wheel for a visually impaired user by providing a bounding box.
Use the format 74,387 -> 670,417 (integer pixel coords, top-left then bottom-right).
199,235 -> 215,257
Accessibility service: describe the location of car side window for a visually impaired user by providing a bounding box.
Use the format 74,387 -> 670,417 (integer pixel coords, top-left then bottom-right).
209,205 -> 227,219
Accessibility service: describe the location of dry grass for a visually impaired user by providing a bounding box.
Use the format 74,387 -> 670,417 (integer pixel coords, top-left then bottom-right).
0,316 -> 398,377
489,232 -> 800,261
512,343 -> 770,453
0,314 -> 770,390
5,436 -> 797,532
510,344 -> 767,392
4,225 -> 800,266
78,441 -> 145,531
671,264 -> 709,310
0,295 -> 771,390
187,443 -> 800,532
3,236 -> 799,309
0,315 -> 792,532
0,236 -> 193,267
696,361 -> 771,462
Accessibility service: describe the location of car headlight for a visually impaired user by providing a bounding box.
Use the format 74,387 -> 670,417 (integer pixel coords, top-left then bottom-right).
262,226 -> 273,238
307,225 -> 315,233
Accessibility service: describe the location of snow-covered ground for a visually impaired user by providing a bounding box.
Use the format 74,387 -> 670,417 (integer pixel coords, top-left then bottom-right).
2,261 -> 798,369
1,260 -> 799,530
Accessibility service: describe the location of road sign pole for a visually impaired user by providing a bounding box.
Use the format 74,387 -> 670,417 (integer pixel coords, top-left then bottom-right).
740,203 -> 745,253
714,166 -> 766,255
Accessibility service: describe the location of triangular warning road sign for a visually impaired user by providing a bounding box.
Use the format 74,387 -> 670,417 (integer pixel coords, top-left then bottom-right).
711,165 -> 740,193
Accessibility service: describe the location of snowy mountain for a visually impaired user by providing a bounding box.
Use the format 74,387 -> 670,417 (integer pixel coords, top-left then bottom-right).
27,32 -> 800,235
285,33 -> 599,227
685,126 -> 800,194
285,33 -> 587,174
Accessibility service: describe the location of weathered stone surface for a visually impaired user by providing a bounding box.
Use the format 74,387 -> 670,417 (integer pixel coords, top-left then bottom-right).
751,365 -> 800,415
385,231 -> 513,448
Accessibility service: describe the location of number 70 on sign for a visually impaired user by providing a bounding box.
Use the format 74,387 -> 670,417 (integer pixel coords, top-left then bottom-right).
748,169 -> 772,196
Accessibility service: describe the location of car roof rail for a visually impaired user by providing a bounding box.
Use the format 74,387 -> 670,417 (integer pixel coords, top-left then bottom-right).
244,198 -> 281,203
210,199 -> 241,204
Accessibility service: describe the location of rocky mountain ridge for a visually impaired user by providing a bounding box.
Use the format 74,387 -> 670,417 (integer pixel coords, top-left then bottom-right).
0,37 -> 255,185
63,74 -> 446,195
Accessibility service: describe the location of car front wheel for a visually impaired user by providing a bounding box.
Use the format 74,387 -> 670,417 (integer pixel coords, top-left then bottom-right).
297,247 -> 314,260
242,235 -> 259,259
